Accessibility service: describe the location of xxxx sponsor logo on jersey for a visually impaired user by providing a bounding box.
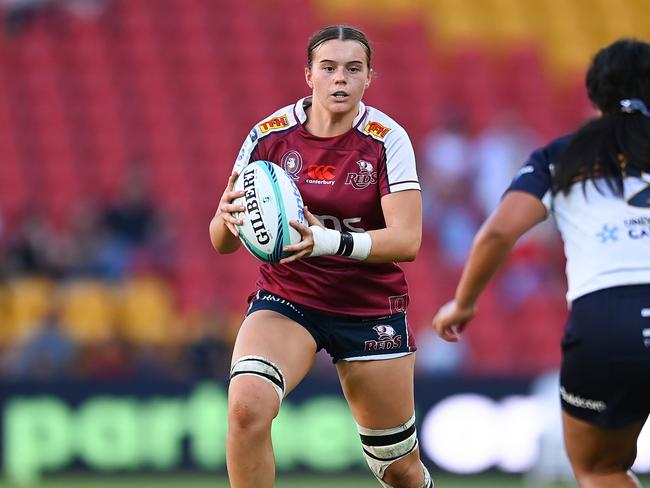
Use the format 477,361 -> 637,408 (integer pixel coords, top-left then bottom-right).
258,115 -> 289,134
306,164 -> 336,185
281,150 -> 303,180
346,160 -> 377,190
363,121 -> 391,139
365,324 -> 402,351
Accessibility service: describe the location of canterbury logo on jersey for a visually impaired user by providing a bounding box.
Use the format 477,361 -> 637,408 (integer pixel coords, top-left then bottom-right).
258,115 -> 289,134
363,121 -> 391,139
306,164 -> 336,181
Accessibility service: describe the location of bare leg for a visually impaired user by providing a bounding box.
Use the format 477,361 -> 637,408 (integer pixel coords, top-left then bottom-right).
227,311 -> 317,488
337,354 -> 429,487
563,410 -> 646,488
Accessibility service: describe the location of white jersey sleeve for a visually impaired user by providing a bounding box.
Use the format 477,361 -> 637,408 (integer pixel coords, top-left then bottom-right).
507,135 -> 650,303
385,125 -> 420,193
359,106 -> 420,195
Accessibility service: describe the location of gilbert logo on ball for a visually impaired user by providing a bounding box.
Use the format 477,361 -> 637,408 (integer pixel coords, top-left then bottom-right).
233,160 -> 305,263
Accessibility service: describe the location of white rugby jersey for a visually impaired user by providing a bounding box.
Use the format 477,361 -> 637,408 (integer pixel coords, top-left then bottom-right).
507,135 -> 650,303
232,97 -> 420,317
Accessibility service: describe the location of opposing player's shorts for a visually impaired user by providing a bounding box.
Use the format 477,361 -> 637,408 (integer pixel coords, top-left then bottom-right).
560,284 -> 650,428
246,290 -> 416,362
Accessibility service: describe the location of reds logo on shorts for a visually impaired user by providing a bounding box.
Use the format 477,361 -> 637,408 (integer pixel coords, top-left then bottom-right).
373,325 -> 396,340
365,324 -> 402,351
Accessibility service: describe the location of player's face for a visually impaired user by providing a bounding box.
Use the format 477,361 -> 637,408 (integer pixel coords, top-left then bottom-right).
305,39 -> 371,116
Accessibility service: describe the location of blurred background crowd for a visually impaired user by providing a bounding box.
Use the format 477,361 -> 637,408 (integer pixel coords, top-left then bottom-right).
0,0 -> 648,385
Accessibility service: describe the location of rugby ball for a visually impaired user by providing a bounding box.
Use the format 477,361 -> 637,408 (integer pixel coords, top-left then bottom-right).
232,160 -> 305,263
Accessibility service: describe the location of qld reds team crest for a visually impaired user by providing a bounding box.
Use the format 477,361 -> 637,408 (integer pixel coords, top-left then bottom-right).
281,150 -> 303,180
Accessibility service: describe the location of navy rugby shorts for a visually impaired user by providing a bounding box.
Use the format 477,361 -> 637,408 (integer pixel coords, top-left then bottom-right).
246,290 -> 417,362
560,284 -> 650,428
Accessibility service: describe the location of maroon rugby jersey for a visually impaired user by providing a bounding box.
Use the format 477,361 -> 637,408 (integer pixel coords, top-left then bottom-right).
233,97 -> 420,317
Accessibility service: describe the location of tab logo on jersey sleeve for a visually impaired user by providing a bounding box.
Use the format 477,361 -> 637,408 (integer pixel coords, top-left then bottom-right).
258,115 -> 290,134
363,121 -> 391,139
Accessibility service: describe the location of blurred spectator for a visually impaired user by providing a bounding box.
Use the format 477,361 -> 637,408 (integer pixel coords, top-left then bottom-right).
420,110 -> 481,268
80,335 -> 134,381
5,212 -> 67,278
104,165 -> 159,247
421,110 -> 474,195
1,0 -> 109,34
62,201 -> 114,279
0,210 -> 7,280
101,165 -> 176,279
185,311 -> 233,381
415,327 -> 468,376
472,110 -> 541,218
132,343 -> 190,382
4,306 -> 77,381
59,0 -> 108,18
1,0 -> 46,34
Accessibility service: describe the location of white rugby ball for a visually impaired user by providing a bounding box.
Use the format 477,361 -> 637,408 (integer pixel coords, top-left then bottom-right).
232,160 -> 305,263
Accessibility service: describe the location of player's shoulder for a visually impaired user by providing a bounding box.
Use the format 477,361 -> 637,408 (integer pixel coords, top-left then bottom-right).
516,133 -> 573,177
533,133 -> 574,167
251,102 -> 301,141
356,104 -> 410,144
508,134 -> 574,198
544,133 -> 573,163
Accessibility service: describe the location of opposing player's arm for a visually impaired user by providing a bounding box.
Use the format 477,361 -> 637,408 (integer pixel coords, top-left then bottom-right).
209,172 -> 245,254
455,190 -> 547,306
365,189 -> 422,263
433,190 -> 547,341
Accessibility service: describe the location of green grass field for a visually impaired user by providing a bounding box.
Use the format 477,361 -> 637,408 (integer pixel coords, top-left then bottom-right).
1,474 -> 648,487
0,474 -> 580,488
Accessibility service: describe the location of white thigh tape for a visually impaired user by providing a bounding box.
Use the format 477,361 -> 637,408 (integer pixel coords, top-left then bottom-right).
357,413 -> 418,479
229,355 -> 285,401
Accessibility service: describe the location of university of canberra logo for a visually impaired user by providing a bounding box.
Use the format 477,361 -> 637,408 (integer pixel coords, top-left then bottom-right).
365,324 -> 402,351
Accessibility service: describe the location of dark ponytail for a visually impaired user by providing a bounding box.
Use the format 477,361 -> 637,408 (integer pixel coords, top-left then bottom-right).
553,38 -> 650,196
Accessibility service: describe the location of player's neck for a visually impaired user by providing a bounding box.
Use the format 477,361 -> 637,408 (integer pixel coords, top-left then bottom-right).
304,104 -> 357,137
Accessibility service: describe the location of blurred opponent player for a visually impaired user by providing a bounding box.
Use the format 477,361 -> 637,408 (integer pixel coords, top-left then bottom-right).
210,25 -> 432,488
433,38 -> 650,487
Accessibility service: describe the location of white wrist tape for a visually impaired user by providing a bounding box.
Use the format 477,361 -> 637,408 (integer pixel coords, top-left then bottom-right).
348,231 -> 372,260
309,226 -> 372,260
